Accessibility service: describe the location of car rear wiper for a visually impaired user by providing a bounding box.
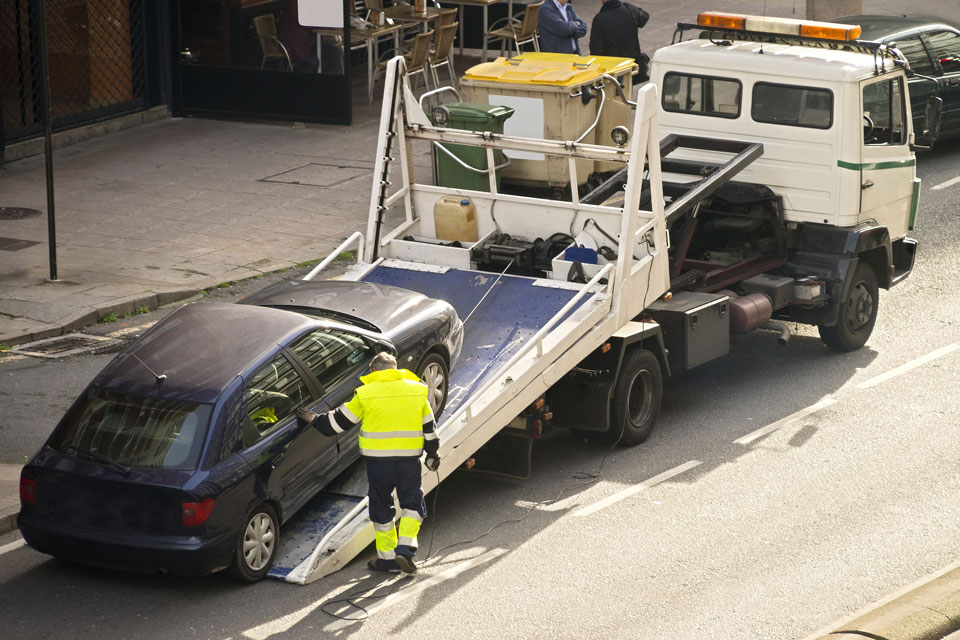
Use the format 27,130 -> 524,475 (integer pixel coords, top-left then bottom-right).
62,445 -> 132,476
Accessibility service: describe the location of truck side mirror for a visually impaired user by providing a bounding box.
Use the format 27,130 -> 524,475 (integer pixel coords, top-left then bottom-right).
911,96 -> 943,151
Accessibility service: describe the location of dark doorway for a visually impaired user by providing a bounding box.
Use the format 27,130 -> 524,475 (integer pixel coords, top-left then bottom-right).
171,0 -> 352,125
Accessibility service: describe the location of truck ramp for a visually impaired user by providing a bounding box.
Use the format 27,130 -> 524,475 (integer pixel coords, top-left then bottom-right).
268,260 -> 603,583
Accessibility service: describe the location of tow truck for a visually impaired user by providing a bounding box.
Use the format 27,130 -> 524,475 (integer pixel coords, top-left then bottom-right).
266,12 -> 938,585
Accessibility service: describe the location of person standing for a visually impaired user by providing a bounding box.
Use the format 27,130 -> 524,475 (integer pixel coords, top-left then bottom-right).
589,0 -> 650,80
538,0 -> 588,55
297,352 -> 440,574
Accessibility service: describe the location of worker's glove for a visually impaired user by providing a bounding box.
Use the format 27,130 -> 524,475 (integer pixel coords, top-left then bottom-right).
297,407 -> 318,428
424,453 -> 441,472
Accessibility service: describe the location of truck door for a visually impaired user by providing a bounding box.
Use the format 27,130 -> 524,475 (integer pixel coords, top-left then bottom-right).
859,75 -> 914,240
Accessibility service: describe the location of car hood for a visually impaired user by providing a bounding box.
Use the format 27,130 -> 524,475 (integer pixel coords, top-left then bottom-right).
240,280 -> 440,334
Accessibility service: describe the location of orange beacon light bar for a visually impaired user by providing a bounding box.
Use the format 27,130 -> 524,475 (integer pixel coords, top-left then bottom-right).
697,12 -> 861,42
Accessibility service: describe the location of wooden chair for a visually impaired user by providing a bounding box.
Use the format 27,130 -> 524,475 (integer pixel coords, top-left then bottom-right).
253,14 -> 292,70
427,22 -> 459,88
485,1 -> 542,60
376,30 -> 434,94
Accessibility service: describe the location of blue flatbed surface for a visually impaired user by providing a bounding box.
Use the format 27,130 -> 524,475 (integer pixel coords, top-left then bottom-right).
362,265 -> 584,417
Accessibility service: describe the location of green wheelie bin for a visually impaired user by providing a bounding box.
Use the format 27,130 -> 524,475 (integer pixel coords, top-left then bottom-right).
434,103 -> 514,192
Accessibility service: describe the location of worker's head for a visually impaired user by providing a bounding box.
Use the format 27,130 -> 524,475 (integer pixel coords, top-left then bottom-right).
369,352 -> 398,372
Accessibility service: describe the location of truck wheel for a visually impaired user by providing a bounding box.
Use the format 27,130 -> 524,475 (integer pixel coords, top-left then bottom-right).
608,349 -> 663,446
819,261 -> 878,352
228,503 -> 278,583
417,352 -> 449,416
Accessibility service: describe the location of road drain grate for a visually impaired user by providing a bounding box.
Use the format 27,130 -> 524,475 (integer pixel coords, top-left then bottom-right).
0,207 -> 42,220
11,333 -> 124,358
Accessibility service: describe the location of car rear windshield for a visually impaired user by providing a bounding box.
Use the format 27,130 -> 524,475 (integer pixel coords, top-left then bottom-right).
50,388 -> 212,470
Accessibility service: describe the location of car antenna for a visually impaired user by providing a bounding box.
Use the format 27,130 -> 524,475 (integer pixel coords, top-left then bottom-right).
132,352 -> 167,383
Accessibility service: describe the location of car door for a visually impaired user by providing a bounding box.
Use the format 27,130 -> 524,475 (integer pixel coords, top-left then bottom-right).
920,29 -> 960,138
889,34 -> 939,136
288,327 -> 376,474
860,75 -> 915,240
238,352 -> 333,518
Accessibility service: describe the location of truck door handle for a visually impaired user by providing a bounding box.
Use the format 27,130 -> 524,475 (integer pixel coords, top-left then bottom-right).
861,180 -> 874,190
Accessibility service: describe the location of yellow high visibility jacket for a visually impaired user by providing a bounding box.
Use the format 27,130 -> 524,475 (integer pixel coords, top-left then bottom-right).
335,369 -> 436,460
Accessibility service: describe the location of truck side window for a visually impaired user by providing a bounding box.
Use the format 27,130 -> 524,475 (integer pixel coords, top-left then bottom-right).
862,78 -> 906,146
752,83 -> 833,129
662,72 -> 741,118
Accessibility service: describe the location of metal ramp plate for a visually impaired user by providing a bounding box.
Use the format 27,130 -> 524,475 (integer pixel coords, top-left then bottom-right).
362,265 -> 585,417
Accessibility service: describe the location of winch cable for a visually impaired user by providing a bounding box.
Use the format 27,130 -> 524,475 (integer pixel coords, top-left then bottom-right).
462,259 -> 514,325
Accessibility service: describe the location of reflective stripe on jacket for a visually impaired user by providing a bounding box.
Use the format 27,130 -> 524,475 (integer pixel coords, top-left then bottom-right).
344,368 -> 435,460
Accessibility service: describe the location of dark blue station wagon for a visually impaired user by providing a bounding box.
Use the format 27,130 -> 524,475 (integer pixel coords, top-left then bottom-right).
17,280 -> 462,581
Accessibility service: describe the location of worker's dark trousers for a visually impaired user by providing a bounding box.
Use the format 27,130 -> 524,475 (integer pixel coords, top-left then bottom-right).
366,458 -> 426,560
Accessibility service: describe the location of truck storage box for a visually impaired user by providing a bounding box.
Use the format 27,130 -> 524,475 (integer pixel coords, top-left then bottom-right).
460,53 -> 636,188
647,292 -> 730,374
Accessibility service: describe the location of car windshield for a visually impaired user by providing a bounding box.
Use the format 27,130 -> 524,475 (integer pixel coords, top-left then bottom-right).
50,388 -> 212,470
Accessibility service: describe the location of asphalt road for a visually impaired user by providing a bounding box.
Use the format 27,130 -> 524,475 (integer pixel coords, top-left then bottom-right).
1,145 -> 959,639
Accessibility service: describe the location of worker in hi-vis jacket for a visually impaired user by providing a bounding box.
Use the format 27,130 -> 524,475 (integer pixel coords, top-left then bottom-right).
298,351 -> 440,574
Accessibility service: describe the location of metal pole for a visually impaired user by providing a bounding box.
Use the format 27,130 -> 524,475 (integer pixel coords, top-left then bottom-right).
36,0 -> 57,280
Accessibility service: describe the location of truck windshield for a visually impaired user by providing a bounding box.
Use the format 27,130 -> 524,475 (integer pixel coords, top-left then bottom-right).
51,388 -> 211,470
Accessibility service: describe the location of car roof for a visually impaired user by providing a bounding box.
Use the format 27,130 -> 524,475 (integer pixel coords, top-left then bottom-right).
95,302 -> 315,403
838,14 -> 960,41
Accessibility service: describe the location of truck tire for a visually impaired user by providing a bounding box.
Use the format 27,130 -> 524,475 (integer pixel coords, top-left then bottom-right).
608,348 -> 663,446
818,261 -> 879,352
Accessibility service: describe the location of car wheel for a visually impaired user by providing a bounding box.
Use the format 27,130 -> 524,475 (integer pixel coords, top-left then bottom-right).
606,349 -> 663,447
228,503 -> 278,583
818,261 -> 878,352
417,352 -> 449,416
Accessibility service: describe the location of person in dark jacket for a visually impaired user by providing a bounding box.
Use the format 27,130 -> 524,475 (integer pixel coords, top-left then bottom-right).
589,0 -> 649,80
538,0 -> 588,55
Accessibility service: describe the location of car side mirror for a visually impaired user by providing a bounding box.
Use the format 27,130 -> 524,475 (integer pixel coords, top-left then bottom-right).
912,95 -> 943,151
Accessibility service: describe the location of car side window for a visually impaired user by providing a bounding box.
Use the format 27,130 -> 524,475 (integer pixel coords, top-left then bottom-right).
862,78 -> 906,146
290,329 -> 373,391
895,36 -> 936,76
241,354 -> 312,448
924,30 -> 960,75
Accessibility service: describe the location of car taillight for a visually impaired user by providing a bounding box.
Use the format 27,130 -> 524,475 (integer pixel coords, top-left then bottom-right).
20,477 -> 37,505
181,498 -> 216,527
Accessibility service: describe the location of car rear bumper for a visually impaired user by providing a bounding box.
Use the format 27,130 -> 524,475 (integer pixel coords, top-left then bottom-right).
17,513 -> 236,576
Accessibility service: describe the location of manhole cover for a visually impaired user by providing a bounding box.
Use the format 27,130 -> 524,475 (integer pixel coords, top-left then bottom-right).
0,207 -> 42,220
0,237 -> 41,251
11,333 -> 124,358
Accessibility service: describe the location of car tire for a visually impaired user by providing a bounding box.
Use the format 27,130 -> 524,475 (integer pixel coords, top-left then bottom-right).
606,349 -> 662,447
416,352 -> 449,416
228,503 -> 279,583
819,261 -> 878,352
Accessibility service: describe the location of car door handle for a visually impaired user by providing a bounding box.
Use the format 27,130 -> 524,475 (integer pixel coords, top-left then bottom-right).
861,180 -> 874,190
271,452 -> 286,468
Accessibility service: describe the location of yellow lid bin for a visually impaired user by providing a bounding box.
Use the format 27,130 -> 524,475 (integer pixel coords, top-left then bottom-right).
460,53 -> 637,188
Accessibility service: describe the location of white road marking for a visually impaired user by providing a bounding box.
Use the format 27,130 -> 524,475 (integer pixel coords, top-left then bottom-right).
0,538 -> 25,557
857,344 -> 959,389
363,548 -> 506,616
931,175 -> 960,191
733,397 -> 837,446
797,558 -> 960,640
572,460 -> 702,517
242,548 -> 506,639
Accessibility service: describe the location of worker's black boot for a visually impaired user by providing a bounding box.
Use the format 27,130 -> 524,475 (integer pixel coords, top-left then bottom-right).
394,554 -> 417,574
367,558 -> 400,574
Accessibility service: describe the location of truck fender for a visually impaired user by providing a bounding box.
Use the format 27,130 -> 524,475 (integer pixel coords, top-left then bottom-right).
546,322 -> 668,433
796,223 -> 893,289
